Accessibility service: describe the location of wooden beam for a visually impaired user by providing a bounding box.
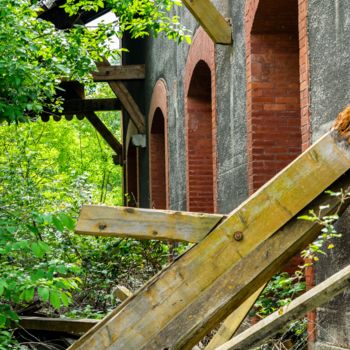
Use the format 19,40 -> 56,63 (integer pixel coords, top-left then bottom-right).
218,264 -> 350,350
97,61 -> 146,133
204,285 -> 266,350
68,111 -> 350,350
20,317 -> 97,336
85,112 -> 122,157
93,65 -> 145,82
75,205 -> 224,243
182,0 -> 232,44
63,98 -> 121,115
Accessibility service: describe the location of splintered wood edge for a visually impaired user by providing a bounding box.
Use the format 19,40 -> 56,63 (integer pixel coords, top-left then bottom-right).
333,105 -> 350,139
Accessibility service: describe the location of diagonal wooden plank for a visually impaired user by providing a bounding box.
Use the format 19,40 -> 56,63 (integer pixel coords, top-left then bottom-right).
204,285 -> 266,350
68,110 -> 350,350
182,0 -> 232,44
85,112 -> 122,156
217,264 -> 350,350
76,205 -> 224,243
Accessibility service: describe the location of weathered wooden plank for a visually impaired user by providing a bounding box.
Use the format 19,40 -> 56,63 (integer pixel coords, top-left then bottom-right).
75,205 -> 224,243
182,0 -> 232,44
63,98 -> 121,115
93,65 -> 145,82
217,264 -> 350,350
85,112 -> 122,157
204,285 -> 265,350
112,285 -> 133,301
20,317 -> 97,336
68,111 -> 350,350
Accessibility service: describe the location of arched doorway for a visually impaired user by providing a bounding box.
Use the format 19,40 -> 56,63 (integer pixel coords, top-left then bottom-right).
247,0 -> 302,193
186,61 -> 214,213
184,27 -> 216,214
149,108 -> 166,209
148,79 -> 168,209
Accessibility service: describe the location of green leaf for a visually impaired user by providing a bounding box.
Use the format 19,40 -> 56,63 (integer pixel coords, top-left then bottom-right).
24,288 -> 35,303
38,286 -> 50,302
49,290 -> 61,309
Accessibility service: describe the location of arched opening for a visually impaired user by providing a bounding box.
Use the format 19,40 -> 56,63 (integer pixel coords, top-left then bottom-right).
150,108 -> 166,209
126,143 -> 138,207
248,0 -> 302,192
187,60 -> 214,213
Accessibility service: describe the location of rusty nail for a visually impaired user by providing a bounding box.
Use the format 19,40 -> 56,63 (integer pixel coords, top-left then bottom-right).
99,224 -> 107,230
234,231 -> 243,241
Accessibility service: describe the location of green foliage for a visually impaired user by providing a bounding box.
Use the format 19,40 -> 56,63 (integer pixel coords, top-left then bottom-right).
0,0 -> 190,124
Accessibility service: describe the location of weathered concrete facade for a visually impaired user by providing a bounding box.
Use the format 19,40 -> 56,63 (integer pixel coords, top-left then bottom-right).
122,0 -> 350,348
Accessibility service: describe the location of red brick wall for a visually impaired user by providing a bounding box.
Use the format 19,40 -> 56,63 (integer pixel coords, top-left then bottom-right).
150,109 -> 166,209
184,27 -> 217,213
250,33 -> 302,191
246,0 -> 302,193
148,79 -> 169,209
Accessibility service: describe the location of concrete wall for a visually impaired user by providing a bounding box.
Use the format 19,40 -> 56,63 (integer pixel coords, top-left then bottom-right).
141,0 -> 248,213
308,1 -> 350,349
123,0 -> 350,346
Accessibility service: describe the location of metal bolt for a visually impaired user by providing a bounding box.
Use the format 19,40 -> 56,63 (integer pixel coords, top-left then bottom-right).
99,224 -> 107,230
234,231 -> 243,241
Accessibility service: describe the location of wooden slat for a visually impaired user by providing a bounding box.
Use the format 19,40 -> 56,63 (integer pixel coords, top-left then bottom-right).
68,113 -> 350,350
85,112 -> 122,157
204,285 -> 266,350
182,0 -> 232,44
218,264 -> 350,350
93,65 -> 145,82
63,98 -> 121,115
76,205 -> 224,243
20,317 -> 97,336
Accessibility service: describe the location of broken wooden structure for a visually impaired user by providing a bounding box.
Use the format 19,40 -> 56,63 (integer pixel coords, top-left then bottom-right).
65,109 -> 350,349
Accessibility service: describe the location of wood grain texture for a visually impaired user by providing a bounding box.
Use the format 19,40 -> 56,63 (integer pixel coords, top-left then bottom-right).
182,0 -> 232,44
68,130 -> 350,350
76,205 -> 224,243
93,65 -> 145,81
20,317 -> 97,336
217,264 -> 350,350
204,285 -> 265,350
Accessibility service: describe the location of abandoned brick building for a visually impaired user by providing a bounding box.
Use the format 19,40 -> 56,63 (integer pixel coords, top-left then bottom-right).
120,1 -> 350,349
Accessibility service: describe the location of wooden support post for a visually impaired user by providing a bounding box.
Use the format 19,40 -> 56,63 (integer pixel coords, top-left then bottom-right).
75,205 -> 224,243
68,110 -> 350,350
93,65 -> 145,82
63,98 -> 121,115
217,264 -> 350,350
20,317 -> 97,336
204,285 -> 266,350
85,112 -> 122,158
182,0 -> 232,44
